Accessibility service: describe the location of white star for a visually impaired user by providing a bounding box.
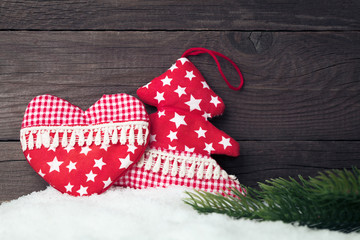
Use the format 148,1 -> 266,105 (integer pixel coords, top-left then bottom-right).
168,145 -> 177,150
66,161 -> 77,173
185,95 -> 202,112
210,95 -> 221,107
119,155 -> 133,169
178,58 -> 189,65
167,130 -> 178,142
65,182 -> 74,192
174,85 -> 187,97
64,145 -> 74,153
27,154 -> 31,162
103,177 -> 112,189
77,185 -> 88,196
38,169 -> 45,177
158,110 -> 166,118
47,157 -> 63,173
161,76 -> 172,86
170,113 -> 187,128
48,145 -> 57,152
201,81 -> 210,89
127,144 -> 137,154
185,70 -> 196,81
94,158 -> 106,170
169,63 -> 178,72
195,127 -> 207,138
100,143 -> 109,151
154,91 -> 165,104
202,112 -> 212,120
80,146 -> 92,155
85,170 -> 97,182
150,134 -> 157,143
185,146 -> 195,152
204,143 -> 215,154
144,82 -> 151,89
219,136 -> 232,149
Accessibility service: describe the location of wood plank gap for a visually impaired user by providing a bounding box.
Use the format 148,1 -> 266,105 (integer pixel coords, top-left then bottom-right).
0,29 -> 360,33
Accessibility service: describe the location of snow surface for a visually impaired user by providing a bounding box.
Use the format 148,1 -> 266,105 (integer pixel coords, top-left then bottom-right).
0,187 -> 358,240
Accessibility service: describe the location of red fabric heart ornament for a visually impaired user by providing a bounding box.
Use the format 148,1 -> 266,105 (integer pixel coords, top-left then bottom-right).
20,94 -> 149,196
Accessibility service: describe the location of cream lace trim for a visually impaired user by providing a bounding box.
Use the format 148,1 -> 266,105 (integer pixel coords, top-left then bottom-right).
136,148 -> 239,182
20,121 -> 149,151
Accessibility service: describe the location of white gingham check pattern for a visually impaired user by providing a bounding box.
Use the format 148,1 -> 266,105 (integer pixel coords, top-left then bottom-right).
22,94 -> 149,128
115,148 -> 243,196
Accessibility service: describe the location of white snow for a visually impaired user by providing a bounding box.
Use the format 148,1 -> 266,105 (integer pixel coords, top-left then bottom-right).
0,186 -> 358,240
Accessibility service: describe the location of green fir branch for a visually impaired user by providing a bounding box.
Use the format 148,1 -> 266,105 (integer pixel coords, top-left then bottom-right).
184,167 -> 360,233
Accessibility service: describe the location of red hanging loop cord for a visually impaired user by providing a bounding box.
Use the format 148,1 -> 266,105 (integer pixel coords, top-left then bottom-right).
181,47 -> 244,91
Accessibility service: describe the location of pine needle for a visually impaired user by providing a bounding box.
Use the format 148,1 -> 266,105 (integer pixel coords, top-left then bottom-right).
184,167 -> 360,233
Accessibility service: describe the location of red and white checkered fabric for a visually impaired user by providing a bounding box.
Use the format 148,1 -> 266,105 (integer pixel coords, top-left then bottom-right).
117,170 -> 242,196
22,94 -> 148,128
115,148 -> 243,196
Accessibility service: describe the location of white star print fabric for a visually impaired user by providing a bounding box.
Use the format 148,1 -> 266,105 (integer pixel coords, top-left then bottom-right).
21,94 -> 150,196
134,58 -> 239,157
115,57 -> 243,196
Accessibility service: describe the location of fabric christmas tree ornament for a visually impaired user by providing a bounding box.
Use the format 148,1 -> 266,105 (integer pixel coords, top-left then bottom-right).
115,48 -> 245,196
20,94 -> 150,196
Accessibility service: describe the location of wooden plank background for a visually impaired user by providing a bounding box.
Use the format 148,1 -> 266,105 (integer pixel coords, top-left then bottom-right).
0,1 -> 359,202
1,0 -> 359,30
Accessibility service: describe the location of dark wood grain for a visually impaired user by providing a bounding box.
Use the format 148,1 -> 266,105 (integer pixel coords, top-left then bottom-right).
216,141 -> 360,187
0,142 -> 47,202
0,0 -> 359,30
0,31 -> 359,141
1,141 -> 358,202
